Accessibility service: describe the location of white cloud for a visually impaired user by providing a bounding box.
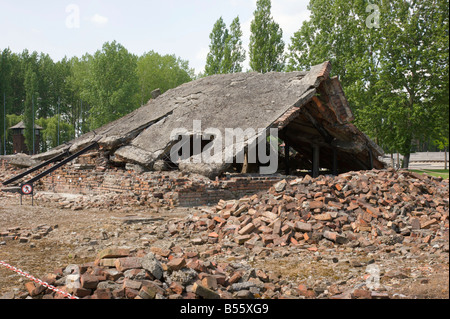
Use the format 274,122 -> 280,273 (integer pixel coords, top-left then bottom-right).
90,14 -> 108,26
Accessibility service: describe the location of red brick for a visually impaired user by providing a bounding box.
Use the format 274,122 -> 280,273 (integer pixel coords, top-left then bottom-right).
25,282 -> 37,296
192,282 -> 220,299
167,257 -> 186,271
125,288 -> 140,299
123,278 -> 142,291
352,289 -> 372,299
421,219 -> 438,229
238,223 -> 256,235
73,287 -> 92,298
298,284 -> 316,298
309,201 -> 324,209
208,232 -> 219,238
235,234 -> 252,244
91,289 -> 112,299
228,272 -> 242,285
201,276 -> 218,290
295,221 -> 312,232
170,281 -> 184,295
314,213 -> 332,221
115,257 -> 142,272
97,248 -> 130,260
81,273 -> 99,289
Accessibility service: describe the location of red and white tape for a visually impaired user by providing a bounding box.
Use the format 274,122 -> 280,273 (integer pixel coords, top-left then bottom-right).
0,260 -> 79,299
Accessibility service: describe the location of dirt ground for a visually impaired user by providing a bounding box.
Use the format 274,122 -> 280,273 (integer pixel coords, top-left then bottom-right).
1,193 -> 449,299
0,193 -> 185,296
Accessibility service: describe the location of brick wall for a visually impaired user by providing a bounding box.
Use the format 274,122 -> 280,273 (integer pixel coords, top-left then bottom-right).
177,175 -> 285,206
1,156 -> 286,207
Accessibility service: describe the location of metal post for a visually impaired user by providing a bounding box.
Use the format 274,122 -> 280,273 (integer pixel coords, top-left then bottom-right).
57,97 -> 60,146
80,99 -> 83,135
312,144 -> 320,178
3,92 -> 6,155
32,95 -> 35,155
445,146 -> 448,171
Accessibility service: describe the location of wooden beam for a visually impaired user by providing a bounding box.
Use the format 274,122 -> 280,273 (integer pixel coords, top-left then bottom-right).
312,144 -> 320,178
300,105 -> 334,144
285,140 -> 290,176
332,148 -> 338,176
368,148 -> 374,170
241,149 -> 249,174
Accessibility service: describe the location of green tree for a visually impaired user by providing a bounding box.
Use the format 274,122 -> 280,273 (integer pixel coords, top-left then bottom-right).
36,116 -> 75,151
288,0 -> 449,168
205,16 -> 246,76
222,17 -> 246,73
249,0 -> 285,73
137,51 -> 193,104
36,53 -> 56,119
23,65 -> 38,153
0,48 -> 13,154
205,17 -> 229,76
84,41 -> 140,129
370,0 -> 449,167
7,51 -> 27,116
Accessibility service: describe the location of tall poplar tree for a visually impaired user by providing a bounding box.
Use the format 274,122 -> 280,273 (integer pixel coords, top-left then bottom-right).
23,65 -> 38,153
205,17 -> 246,76
222,17 -> 246,74
249,0 -> 285,73
205,17 -> 228,76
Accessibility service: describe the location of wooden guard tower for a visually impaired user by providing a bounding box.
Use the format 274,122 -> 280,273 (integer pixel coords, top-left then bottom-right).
9,121 -> 43,155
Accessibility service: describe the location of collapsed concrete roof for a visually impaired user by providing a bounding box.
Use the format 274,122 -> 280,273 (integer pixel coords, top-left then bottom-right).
31,61 -> 384,178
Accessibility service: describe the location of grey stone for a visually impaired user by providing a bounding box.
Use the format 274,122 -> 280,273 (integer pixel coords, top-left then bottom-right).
274,180 -> 287,192
97,280 -> 122,290
142,253 -> 163,280
170,268 -> 198,286
229,281 -> 264,292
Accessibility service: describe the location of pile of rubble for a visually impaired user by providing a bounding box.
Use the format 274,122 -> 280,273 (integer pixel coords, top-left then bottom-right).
0,224 -> 56,245
17,245 -> 395,300
21,246 -> 264,299
163,168 -> 449,250
33,192 -> 159,211
3,168 -> 449,300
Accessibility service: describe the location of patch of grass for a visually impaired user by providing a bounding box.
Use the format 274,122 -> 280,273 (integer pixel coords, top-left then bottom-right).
411,169 -> 449,179
398,272 -> 449,299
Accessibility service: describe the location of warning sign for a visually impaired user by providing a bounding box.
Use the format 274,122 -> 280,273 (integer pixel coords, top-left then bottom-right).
21,184 -> 33,195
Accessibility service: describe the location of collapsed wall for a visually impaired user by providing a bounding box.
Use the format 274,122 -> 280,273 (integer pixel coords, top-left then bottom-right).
1,156 -> 288,207
2,62 -> 387,206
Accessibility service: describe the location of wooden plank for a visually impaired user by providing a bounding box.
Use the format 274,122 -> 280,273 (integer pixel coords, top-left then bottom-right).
285,141 -> 290,176
312,144 -> 320,178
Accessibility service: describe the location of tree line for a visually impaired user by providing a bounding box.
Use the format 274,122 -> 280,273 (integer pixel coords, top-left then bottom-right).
0,41 -> 194,154
204,0 -> 449,167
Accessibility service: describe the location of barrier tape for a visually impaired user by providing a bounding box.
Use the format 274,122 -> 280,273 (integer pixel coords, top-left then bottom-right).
0,260 -> 79,299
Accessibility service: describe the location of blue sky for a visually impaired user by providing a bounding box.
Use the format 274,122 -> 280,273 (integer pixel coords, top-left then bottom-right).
0,0 -> 310,74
